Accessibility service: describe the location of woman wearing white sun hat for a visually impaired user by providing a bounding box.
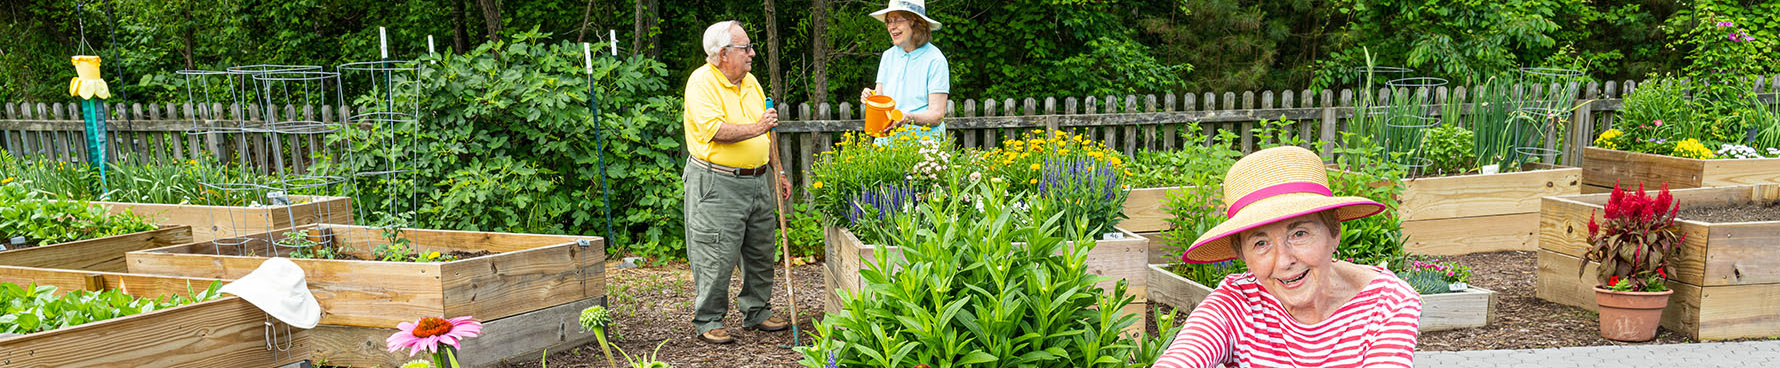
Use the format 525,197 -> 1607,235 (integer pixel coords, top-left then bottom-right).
1154,146 -> 1423,368
859,0 -> 950,144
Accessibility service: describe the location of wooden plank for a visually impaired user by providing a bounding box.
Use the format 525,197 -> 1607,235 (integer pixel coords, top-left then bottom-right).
306,297 -> 605,368
0,226 -> 193,272
127,241 -> 448,327
1699,221 -> 1780,286
95,196 -> 355,242
441,237 -> 605,320
1403,213 -> 1540,255
1146,264 -> 1213,313
0,265 -> 225,300
1700,157 -> 1780,187
1582,147 -> 1707,188
1120,186 -> 1196,232
124,225 -> 604,328
1420,287 -> 1496,332
0,297 -> 309,368
1399,167 -> 1581,221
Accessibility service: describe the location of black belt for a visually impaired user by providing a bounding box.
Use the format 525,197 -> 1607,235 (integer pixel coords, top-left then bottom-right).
690,157 -> 771,177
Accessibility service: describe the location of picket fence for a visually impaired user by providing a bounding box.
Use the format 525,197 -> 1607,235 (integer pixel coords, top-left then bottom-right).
5,75 -> 1779,190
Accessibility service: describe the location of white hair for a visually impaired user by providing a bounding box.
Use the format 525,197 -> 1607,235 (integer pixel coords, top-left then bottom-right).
703,21 -> 742,66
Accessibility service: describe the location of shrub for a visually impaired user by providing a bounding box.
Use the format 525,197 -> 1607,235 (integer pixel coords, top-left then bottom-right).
317,29 -> 687,260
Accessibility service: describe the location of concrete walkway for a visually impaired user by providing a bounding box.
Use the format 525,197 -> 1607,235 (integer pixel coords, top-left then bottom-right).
1415,340 -> 1780,367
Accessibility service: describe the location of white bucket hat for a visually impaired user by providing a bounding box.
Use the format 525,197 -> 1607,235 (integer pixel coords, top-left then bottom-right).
220,257 -> 323,329
870,0 -> 942,30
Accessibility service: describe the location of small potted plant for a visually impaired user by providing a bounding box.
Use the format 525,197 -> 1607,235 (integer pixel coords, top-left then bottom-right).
1579,182 -> 1684,342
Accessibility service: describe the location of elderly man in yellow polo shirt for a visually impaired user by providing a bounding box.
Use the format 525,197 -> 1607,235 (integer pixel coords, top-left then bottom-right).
681,20 -> 793,345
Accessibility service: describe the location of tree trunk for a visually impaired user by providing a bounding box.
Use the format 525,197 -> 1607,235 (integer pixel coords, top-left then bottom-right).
765,0 -> 784,103
451,0 -> 468,53
180,0 -> 195,70
476,0 -> 502,43
809,0 -> 831,106
575,0 -> 594,43
631,0 -> 658,58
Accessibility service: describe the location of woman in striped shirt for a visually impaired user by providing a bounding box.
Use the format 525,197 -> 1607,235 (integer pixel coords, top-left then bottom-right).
1155,146 -> 1422,368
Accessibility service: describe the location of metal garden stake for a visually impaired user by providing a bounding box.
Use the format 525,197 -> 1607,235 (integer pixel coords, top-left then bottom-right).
583,43 -> 618,259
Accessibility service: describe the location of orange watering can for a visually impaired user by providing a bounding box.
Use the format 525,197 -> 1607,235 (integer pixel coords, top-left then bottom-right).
863,93 -> 902,137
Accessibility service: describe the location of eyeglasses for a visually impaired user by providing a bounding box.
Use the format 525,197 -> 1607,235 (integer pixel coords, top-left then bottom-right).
724,44 -> 756,52
885,18 -> 911,26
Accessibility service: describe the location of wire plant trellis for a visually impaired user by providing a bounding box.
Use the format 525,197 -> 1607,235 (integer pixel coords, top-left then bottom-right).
334,59 -> 425,241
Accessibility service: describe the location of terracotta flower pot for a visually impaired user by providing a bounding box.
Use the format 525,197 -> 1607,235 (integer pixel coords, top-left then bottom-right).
1594,286 -> 1673,342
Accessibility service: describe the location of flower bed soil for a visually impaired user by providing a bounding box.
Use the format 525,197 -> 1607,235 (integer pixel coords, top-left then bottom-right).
1675,200 -> 1780,223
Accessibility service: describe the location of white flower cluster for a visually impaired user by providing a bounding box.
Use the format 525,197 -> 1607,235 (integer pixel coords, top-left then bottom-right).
909,144 -> 951,182
1716,144 -> 1769,159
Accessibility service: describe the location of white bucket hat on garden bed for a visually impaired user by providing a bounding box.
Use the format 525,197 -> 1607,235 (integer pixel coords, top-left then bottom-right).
220,257 -> 322,329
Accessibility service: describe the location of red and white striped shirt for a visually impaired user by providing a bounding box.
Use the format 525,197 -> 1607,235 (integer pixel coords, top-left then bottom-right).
1154,266 -> 1422,368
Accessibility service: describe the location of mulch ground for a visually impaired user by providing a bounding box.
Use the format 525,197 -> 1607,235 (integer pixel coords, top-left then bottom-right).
498,261 -> 824,368
499,250 -> 1771,367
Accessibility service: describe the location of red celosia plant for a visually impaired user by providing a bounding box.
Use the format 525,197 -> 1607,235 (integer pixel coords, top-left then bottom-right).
1579,181 -> 1685,292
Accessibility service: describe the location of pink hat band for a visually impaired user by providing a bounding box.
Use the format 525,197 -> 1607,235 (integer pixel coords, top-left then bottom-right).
1225,182 -> 1334,218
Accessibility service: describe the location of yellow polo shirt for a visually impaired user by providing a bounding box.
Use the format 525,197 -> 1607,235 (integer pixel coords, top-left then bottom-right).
683,63 -> 769,168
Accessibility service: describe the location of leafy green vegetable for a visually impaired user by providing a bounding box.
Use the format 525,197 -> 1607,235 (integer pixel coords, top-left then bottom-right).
0,281 -> 223,335
0,183 -> 159,247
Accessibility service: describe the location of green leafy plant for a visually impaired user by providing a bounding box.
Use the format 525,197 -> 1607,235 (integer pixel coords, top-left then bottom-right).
797,179 -> 1148,367
1416,125 -> 1478,176
778,200 -> 827,262
281,231 -> 347,260
315,29 -> 687,261
1131,306 -> 1187,365
0,153 -> 290,207
0,183 -> 159,247
1580,182 -> 1684,292
0,280 -> 223,335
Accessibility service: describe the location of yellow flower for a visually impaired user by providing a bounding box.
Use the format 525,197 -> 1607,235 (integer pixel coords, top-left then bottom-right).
1,177 -> 12,184
1029,178 -> 1038,185
1674,139 -> 1714,159
187,159 -> 198,165
1030,163 -> 1041,171
812,181 -> 824,190
1058,148 -> 1070,155
427,251 -> 442,259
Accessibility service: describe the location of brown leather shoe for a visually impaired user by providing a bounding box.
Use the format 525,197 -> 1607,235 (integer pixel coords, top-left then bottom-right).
696,328 -> 735,344
749,315 -> 791,332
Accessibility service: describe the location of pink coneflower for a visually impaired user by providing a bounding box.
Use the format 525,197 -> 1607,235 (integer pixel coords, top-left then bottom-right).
386,316 -> 483,356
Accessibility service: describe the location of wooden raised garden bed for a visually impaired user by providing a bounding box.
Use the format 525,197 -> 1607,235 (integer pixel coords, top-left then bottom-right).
302,296 -> 603,368
0,265 -> 309,367
1582,147 -> 1780,190
0,225 -> 193,272
1397,164 -> 1581,255
95,195 -> 354,242
123,223 -> 605,328
1537,184 -> 1780,340
1146,264 -> 1495,332
1121,186 -> 1196,232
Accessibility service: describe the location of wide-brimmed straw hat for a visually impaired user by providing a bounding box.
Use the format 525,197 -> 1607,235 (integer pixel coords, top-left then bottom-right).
871,0 -> 942,30
219,257 -> 322,329
1183,146 -> 1386,263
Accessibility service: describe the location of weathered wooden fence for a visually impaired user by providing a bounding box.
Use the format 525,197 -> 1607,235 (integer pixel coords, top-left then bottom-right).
0,102 -> 354,175
5,75 -> 1779,190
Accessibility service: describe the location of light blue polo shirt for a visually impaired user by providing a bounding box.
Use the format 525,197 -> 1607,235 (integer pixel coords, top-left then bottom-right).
875,43 -> 950,144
